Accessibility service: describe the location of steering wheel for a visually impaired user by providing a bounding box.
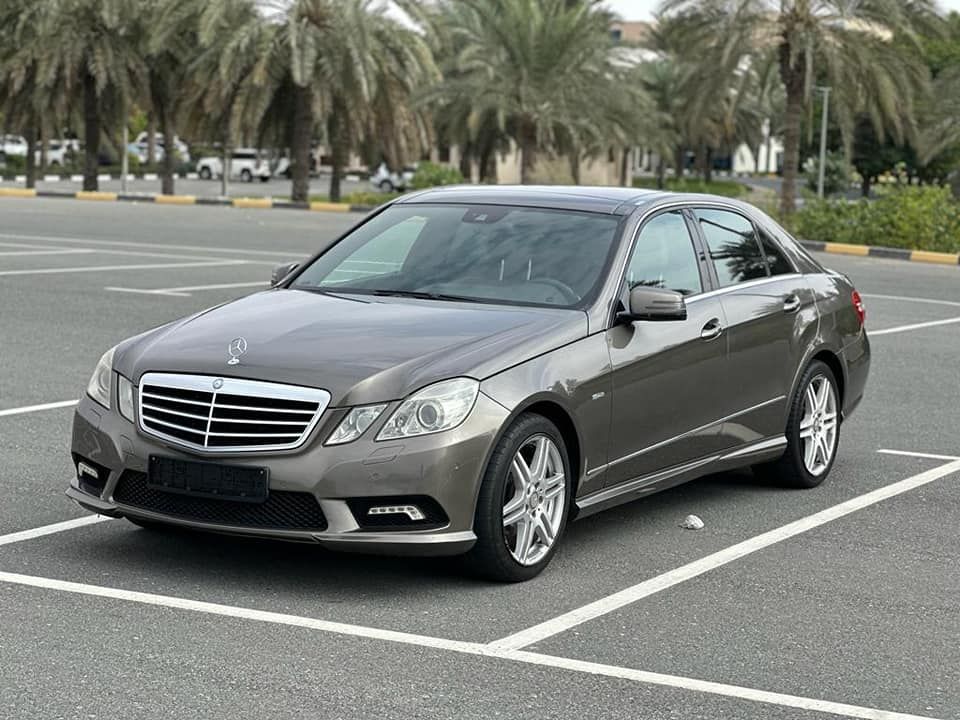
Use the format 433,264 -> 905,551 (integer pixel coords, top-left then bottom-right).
531,278 -> 580,304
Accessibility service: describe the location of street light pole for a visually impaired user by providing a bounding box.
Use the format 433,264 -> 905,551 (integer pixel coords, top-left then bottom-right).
816,86 -> 831,199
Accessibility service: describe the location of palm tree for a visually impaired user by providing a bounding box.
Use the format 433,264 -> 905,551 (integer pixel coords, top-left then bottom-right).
142,0 -> 203,195
183,0 -> 268,197
413,0 -> 627,184
661,0 -> 937,214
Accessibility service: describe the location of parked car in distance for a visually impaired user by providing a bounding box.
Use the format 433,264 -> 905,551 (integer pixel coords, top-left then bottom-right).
196,149 -> 271,182
69,186 -> 870,582
2,134 -> 28,157
370,162 -> 416,192
133,132 -> 191,163
35,139 -> 77,167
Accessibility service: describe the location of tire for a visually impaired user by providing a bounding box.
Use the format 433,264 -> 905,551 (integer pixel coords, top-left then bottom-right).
378,179 -> 394,193
259,175 -> 269,183
199,166 -> 212,180
754,360 -> 840,488
240,168 -> 253,183
464,413 -> 572,582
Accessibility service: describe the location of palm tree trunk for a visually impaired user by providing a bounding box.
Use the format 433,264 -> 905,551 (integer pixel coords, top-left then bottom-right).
703,147 -> 713,183
40,121 -> 48,173
458,146 -> 472,181
328,99 -> 348,204
25,125 -> 37,189
861,175 -> 871,198
766,132 -> 774,174
779,39 -> 804,215
519,120 -> 536,185
753,144 -> 761,174
656,158 -> 666,189
159,105 -> 175,195
619,147 -> 630,187
290,84 -> 312,203
220,139 -> 230,197
82,72 -> 100,192
479,140 -> 497,184
147,116 -> 156,166
569,149 -> 581,185
674,146 -> 685,178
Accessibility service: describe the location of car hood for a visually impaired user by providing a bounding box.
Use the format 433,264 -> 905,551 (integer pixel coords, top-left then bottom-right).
116,289 -> 587,406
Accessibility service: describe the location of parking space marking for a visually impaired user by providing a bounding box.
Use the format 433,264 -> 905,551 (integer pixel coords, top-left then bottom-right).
105,281 -> 268,297
0,570 -> 941,720
0,259 -> 249,277
878,449 -> 960,461
863,293 -> 960,309
0,232 -> 306,258
870,316 -> 960,336
489,458 -> 960,652
0,399 -> 78,417
0,516 -> 112,547
0,249 -> 96,257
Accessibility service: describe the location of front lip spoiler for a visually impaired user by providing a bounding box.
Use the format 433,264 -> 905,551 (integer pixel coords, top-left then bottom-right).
65,486 -> 476,556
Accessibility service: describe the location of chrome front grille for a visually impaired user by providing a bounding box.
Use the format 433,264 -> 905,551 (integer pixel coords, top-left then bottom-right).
137,373 -> 330,453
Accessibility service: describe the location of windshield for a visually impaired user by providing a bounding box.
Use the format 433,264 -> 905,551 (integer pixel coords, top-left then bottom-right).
291,204 -> 623,308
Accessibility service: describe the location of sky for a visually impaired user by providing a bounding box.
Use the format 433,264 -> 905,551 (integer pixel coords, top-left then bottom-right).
604,0 -> 960,20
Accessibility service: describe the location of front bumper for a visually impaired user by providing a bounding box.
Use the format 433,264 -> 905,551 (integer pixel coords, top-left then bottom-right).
68,392 -> 509,556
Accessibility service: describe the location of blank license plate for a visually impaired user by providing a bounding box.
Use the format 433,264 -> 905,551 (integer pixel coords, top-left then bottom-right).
148,456 -> 269,503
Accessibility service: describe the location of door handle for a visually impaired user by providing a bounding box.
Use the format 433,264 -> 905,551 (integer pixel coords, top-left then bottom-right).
783,295 -> 801,313
700,318 -> 723,340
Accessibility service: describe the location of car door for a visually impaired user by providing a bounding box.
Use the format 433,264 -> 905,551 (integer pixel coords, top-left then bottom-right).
604,209 -> 730,489
691,207 -> 818,448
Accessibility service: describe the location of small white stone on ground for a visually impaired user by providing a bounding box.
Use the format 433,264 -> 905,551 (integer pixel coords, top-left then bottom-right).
681,514 -> 704,530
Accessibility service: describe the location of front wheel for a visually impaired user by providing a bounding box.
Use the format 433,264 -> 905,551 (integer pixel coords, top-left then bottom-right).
754,360 -> 840,488
465,414 -> 571,582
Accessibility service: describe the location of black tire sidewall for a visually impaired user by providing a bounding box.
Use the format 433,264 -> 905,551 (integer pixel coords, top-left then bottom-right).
468,414 -> 572,582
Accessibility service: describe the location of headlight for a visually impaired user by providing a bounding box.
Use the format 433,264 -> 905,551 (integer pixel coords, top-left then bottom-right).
117,375 -> 135,422
85,347 -> 116,409
325,404 -> 387,445
377,378 -> 479,441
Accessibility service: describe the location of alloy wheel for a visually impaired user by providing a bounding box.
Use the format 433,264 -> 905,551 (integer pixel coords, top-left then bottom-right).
800,374 -> 838,476
502,434 -> 566,566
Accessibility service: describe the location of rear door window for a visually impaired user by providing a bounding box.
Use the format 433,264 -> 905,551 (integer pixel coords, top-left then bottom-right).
694,209 -> 769,287
757,228 -> 796,276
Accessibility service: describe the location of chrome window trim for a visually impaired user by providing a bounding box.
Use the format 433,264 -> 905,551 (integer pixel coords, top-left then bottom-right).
137,372 -> 331,454
603,198 -> 806,328
586,395 -> 786,476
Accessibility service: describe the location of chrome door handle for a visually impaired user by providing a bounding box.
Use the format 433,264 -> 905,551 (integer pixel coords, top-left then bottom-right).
783,295 -> 801,313
700,319 -> 723,340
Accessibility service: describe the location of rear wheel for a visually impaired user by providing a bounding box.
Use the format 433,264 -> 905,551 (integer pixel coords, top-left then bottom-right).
199,166 -> 212,180
378,179 -> 394,193
240,168 -> 253,183
465,414 -> 571,582
754,360 -> 840,488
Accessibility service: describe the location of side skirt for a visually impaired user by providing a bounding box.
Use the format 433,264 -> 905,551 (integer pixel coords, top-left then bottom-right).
573,436 -> 787,520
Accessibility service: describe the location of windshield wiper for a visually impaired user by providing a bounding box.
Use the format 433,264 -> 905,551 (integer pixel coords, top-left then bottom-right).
371,289 -> 484,303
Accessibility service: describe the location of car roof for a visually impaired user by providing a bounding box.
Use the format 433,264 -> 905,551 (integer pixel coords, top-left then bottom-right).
396,184 -> 671,215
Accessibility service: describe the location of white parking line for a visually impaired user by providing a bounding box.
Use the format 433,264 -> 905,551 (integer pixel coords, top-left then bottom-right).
0,400 -> 78,417
105,281 -> 267,297
870,317 -> 960,336
0,569 -> 942,720
0,232 -> 307,258
0,248 -> 96,257
0,516 -> 112,547
489,458 -> 960,651
0,260 -> 248,277
862,293 -> 960,309
878,449 -> 960,461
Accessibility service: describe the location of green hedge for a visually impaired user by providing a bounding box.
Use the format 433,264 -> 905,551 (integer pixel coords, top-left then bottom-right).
632,176 -> 749,198
410,161 -> 463,190
793,186 -> 960,253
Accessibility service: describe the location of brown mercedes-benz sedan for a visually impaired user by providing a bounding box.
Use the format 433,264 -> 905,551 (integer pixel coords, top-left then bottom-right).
69,186 -> 870,581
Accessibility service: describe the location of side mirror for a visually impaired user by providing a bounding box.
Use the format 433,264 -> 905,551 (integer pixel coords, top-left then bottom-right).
620,286 -> 687,322
271,261 -> 300,286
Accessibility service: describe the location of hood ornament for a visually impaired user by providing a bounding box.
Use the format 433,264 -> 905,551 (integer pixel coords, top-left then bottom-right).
227,337 -> 247,365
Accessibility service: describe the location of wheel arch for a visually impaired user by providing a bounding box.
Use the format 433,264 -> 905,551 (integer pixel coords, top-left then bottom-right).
789,345 -> 846,420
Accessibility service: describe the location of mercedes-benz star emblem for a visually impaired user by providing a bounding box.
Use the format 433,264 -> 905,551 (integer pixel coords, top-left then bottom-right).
212,378 -> 224,390
227,337 -> 247,365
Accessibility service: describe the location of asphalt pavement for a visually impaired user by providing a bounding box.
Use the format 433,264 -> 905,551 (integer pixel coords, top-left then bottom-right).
1,197 -> 959,719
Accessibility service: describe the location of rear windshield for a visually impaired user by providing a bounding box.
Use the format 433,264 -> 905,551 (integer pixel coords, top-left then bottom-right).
291,204 -> 623,308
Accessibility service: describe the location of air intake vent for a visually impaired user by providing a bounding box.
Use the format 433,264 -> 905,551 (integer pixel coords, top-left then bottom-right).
138,373 -> 330,453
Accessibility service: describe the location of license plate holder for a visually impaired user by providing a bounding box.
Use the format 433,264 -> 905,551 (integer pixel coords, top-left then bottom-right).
147,456 -> 269,503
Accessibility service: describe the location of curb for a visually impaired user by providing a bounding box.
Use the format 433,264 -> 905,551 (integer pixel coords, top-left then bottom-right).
0,186 -> 374,214
799,239 -> 960,267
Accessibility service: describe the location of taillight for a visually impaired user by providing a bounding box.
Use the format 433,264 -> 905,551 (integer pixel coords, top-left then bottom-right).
851,290 -> 865,326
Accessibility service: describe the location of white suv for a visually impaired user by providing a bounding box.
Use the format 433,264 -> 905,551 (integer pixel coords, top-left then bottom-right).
196,149 -> 271,183
1,134 -> 28,157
